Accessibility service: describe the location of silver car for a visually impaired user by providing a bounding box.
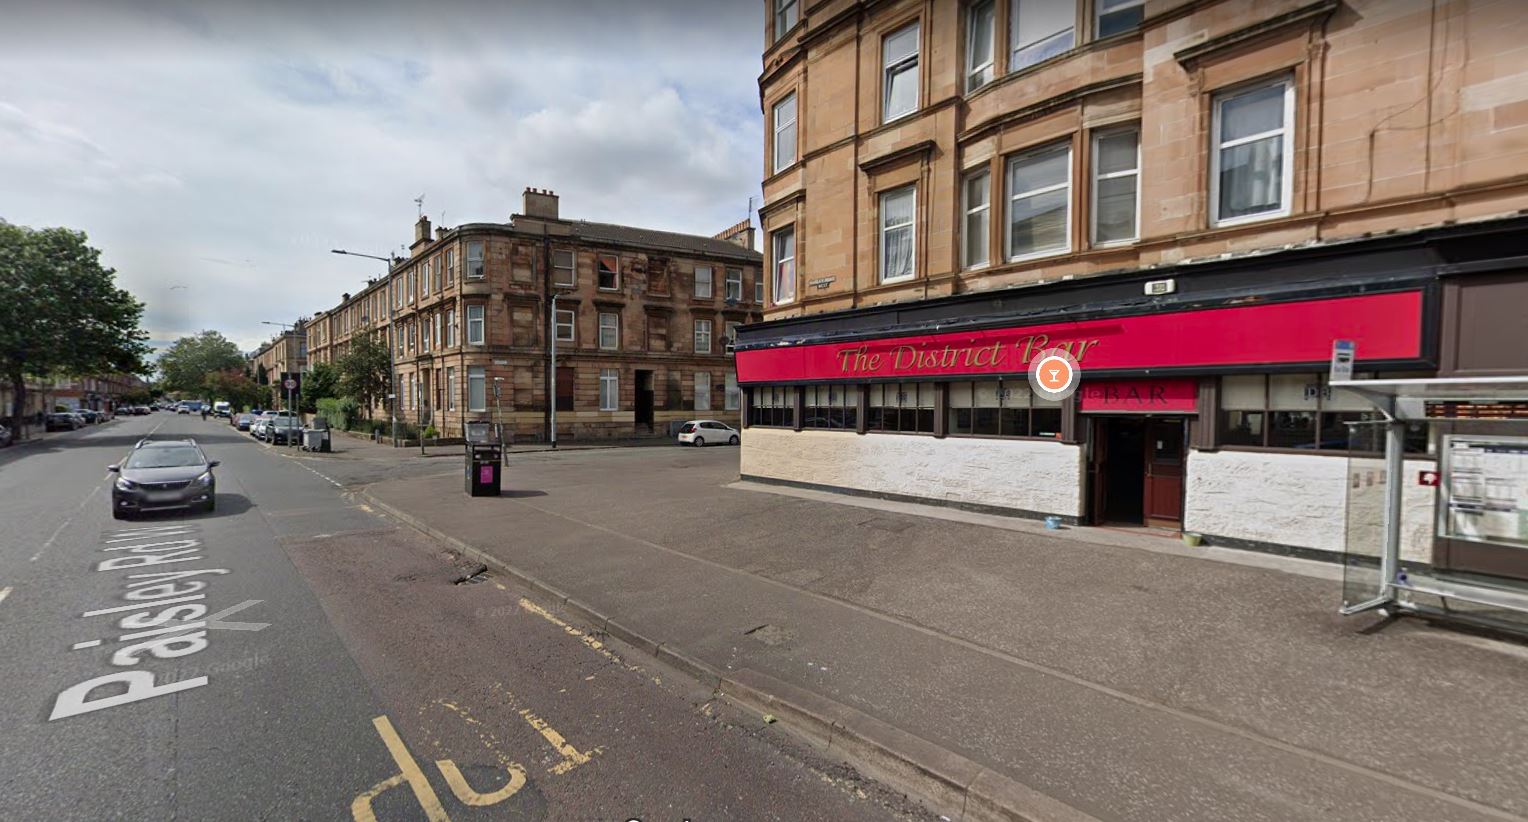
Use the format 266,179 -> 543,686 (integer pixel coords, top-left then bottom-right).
109,438 -> 219,519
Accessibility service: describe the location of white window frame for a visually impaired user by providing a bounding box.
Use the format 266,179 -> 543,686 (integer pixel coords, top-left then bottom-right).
773,0 -> 798,41
1210,76 -> 1295,228
879,185 -> 917,284
773,92 -> 797,174
1090,126 -> 1140,246
599,368 -> 619,411
465,304 -> 485,345
597,255 -> 620,291
446,367 -> 456,411
467,366 -> 486,412
966,0 -> 996,92
755,278 -> 764,303
694,319 -> 713,354
724,321 -> 740,354
771,227 -> 796,306
424,259 -> 433,294
1010,0 -> 1076,72
882,22 -> 920,123
421,314 -> 431,352
694,372 -> 712,411
725,268 -> 743,301
552,249 -> 575,287
1005,141 -> 1073,262
445,249 -> 455,285
694,266 -> 713,299
555,308 -> 575,343
598,312 -> 619,351
407,271 -> 416,303
962,169 -> 991,269
446,308 -> 456,347
1095,0 -> 1145,38
433,311 -> 443,346
466,241 -> 485,279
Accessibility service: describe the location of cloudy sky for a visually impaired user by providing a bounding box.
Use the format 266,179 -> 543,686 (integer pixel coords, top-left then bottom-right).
0,0 -> 764,355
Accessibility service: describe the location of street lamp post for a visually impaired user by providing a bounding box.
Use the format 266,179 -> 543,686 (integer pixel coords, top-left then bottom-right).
492,376 -> 504,444
332,249 -> 398,447
549,292 -> 559,450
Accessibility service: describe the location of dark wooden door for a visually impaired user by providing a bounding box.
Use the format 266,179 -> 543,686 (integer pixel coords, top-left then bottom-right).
1088,418 -> 1109,524
635,370 -> 654,429
1144,418 -> 1186,528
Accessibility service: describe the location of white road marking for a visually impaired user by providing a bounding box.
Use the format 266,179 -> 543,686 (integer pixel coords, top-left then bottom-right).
0,586 -> 11,605
30,486 -> 100,562
71,639 -> 102,649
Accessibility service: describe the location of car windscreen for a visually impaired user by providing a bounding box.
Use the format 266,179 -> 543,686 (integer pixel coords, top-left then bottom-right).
125,447 -> 205,469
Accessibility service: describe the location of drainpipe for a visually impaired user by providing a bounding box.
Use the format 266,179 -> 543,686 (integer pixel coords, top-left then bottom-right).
542,223 -> 553,446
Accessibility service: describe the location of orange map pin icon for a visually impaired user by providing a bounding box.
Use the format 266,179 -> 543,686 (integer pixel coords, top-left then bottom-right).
1027,347 -> 1081,401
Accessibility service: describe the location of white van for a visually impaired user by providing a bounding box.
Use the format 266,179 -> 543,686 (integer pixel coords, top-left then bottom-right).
213,401 -> 232,417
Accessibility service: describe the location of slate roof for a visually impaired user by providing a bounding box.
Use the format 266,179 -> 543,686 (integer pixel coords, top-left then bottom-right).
562,220 -> 761,262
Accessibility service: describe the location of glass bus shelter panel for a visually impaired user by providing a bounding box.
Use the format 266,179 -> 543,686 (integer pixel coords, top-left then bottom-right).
1342,421 -> 1389,612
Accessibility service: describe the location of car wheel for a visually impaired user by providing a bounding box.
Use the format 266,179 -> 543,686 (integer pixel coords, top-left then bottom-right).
693,436 -> 705,447
204,496 -> 216,513
729,435 -> 739,446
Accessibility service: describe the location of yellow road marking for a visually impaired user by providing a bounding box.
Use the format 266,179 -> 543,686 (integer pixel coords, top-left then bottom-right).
354,715 -> 451,822
436,759 -> 527,806
517,707 -> 597,775
515,597 -> 639,670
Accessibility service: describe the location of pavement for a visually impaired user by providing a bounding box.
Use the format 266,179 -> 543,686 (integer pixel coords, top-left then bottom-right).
345,438 -> 1528,822
0,412 -> 931,820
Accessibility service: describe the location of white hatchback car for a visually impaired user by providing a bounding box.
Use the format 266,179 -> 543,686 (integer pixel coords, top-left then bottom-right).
677,420 -> 740,447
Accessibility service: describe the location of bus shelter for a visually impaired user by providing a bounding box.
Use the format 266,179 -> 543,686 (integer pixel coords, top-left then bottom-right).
1335,376 -> 1528,633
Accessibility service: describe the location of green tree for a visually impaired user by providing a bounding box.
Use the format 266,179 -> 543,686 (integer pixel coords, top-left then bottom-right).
300,361 -> 340,413
202,368 -> 266,411
157,330 -> 245,395
0,223 -> 149,430
337,327 -> 391,420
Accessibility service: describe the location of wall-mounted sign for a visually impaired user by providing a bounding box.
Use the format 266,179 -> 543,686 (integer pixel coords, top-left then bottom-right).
1079,379 -> 1199,413
736,291 -> 1424,383
809,276 -> 835,290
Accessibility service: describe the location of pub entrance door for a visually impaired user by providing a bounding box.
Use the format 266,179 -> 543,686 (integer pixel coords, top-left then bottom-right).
1090,416 -> 1187,528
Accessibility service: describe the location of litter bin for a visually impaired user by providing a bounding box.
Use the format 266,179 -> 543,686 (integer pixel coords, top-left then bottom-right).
464,420 -> 502,497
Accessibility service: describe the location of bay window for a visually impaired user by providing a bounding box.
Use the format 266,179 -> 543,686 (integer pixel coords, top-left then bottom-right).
1006,141 -> 1071,259
963,170 -> 991,268
466,241 -> 484,278
773,0 -> 798,41
1011,0 -> 1075,71
966,1 -> 996,92
465,304 -> 484,345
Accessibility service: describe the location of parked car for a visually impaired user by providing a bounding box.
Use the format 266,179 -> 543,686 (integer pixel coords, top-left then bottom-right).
176,404 -> 190,414
46,412 -> 83,431
0,422 -> 12,447
251,414 -> 277,440
233,413 -> 255,431
677,419 -> 740,447
108,437 -> 218,519
266,417 -> 303,445
78,409 -> 101,424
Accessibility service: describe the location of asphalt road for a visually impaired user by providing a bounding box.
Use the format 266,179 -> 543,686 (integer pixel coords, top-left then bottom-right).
0,413 -> 929,821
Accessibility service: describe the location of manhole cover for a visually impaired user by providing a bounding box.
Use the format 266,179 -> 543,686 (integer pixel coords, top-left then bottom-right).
744,624 -> 795,646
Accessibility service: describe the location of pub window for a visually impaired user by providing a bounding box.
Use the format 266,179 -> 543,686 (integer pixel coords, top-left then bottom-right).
804,385 -> 859,430
749,385 -> 796,428
867,382 -> 935,434
947,379 -> 1062,438
1220,374 -> 1427,453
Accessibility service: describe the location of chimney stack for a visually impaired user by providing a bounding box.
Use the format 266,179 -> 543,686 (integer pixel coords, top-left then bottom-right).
522,187 -> 560,220
414,214 -> 432,244
713,219 -> 757,250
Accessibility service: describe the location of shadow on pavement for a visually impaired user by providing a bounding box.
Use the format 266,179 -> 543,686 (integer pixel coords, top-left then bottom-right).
114,493 -> 255,522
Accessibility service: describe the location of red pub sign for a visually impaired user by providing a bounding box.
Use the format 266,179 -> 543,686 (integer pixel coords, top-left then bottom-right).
1079,378 -> 1199,413
736,291 -> 1424,383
